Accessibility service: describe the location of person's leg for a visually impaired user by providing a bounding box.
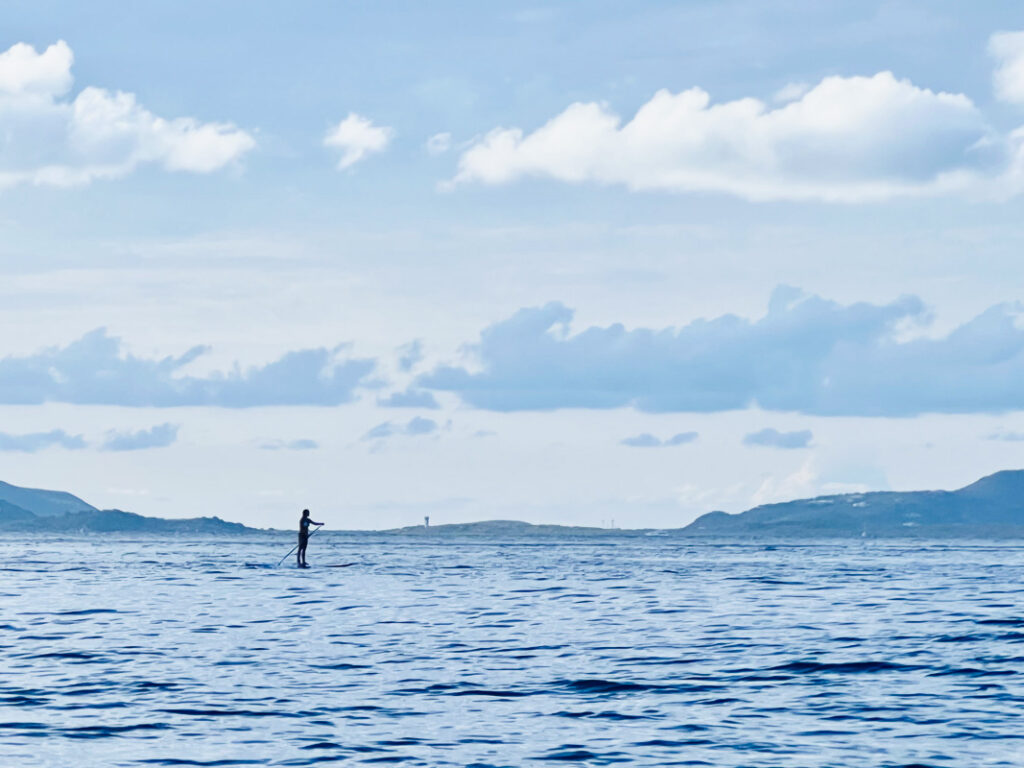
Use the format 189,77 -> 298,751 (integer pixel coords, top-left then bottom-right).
297,540 -> 305,567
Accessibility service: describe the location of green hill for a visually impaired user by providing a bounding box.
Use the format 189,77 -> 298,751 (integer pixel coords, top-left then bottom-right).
0,480 -> 253,534
0,480 -> 96,517
683,469 -> 1024,538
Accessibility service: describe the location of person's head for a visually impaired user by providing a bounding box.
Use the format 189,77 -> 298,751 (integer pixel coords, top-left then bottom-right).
302,509 -> 310,518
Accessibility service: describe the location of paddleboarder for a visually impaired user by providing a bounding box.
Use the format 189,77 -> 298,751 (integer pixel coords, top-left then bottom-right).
297,509 -> 323,568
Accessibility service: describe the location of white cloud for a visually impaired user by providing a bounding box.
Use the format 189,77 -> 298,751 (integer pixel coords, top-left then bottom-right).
426,132 -> 452,155
772,82 -> 810,103
324,113 -> 393,169
452,72 -> 1003,202
750,458 -> 874,507
750,459 -> 819,507
991,31 -> 1024,105
0,40 -> 73,96
0,41 -> 255,190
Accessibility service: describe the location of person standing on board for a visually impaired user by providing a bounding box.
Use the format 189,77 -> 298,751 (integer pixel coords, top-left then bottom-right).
297,509 -> 323,568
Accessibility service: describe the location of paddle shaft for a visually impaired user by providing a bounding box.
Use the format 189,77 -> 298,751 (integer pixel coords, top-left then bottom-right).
277,524 -> 323,566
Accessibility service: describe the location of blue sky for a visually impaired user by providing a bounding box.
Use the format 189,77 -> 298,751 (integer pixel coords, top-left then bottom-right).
4,2 -> 1024,527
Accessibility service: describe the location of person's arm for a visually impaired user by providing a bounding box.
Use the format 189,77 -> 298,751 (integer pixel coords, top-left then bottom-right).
311,520 -> 324,526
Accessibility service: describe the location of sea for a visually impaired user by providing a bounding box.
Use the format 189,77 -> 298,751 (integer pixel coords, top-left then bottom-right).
2,534 -> 1024,767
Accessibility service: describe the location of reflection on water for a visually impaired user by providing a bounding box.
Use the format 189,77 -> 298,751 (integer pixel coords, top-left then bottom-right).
2,535 -> 1024,766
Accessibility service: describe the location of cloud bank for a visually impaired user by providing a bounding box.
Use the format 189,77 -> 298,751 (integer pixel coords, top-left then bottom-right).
101,423 -> 179,451
0,429 -> 86,452
991,31 -> 1024,105
0,41 -> 255,190
452,72 -> 1003,202
324,113 -> 393,169
451,31 -> 1024,202
0,329 -> 376,407
743,428 -> 813,449
419,287 -> 1024,417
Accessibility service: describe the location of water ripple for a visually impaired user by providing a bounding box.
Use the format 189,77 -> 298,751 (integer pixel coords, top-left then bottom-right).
2,537 -> 1024,766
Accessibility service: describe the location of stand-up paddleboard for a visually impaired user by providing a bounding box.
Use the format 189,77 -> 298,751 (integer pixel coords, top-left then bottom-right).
241,561 -> 355,569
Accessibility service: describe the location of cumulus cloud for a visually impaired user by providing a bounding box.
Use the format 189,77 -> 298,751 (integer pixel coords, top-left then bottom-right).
451,70 -> 1009,202
620,432 -> 698,447
324,113 -> 393,169
101,423 -> 178,451
419,287 -> 1024,417
362,416 -> 438,442
0,328 -> 376,407
0,41 -> 255,190
377,388 -> 440,409
773,82 -> 810,103
260,438 -> 319,451
0,39 -> 73,95
743,428 -> 813,450
0,429 -> 86,452
991,31 -> 1024,105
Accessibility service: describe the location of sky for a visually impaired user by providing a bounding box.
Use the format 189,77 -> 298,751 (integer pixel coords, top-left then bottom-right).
5,1 -> 1024,529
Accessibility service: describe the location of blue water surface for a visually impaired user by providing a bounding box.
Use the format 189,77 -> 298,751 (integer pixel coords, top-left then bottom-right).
2,535 -> 1024,767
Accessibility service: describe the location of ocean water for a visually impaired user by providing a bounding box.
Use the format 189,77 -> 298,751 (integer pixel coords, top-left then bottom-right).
2,536 -> 1024,767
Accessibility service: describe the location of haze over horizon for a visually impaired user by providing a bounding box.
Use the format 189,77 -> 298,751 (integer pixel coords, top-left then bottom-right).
6,2 -> 1024,529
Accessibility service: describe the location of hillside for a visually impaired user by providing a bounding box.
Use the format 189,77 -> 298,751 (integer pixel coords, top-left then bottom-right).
0,480 -> 96,517
1,508 -> 252,534
683,470 -> 1024,538
5,471 -> 1024,538
0,480 -> 254,534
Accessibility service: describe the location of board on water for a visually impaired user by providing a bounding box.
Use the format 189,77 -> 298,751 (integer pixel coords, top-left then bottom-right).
242,561 -> 360,569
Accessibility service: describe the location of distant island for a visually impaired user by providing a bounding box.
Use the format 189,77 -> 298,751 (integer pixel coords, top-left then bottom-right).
381,469 -> 1024,539
682,469 -> 1024,538
0,480 -> 253,534
4,470 -> 1024,538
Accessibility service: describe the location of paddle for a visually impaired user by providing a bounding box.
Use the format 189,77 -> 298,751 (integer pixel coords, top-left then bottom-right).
276,524 -> 323,567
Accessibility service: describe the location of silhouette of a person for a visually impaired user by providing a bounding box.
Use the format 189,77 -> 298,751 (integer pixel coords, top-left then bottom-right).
297,509 -> 323,568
